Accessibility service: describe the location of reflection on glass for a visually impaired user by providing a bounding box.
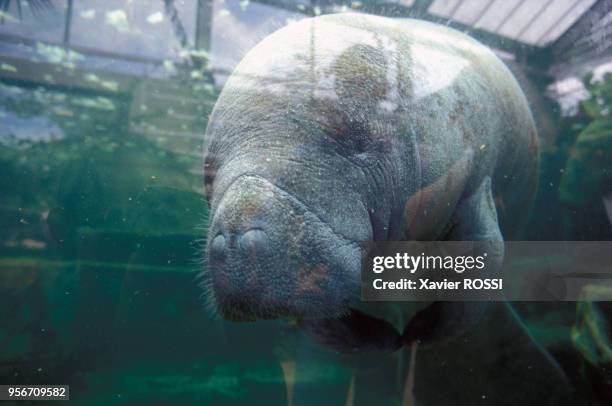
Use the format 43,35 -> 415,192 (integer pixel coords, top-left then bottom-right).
0,1 -> 611,405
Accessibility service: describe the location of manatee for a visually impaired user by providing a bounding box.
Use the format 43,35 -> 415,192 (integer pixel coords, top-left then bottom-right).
203,13 -> 538,344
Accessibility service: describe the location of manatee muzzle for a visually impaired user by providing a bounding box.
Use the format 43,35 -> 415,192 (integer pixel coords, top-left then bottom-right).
207,174 -> 361,321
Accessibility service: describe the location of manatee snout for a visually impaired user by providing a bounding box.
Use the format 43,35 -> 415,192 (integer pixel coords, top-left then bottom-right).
206,174 -> 362,321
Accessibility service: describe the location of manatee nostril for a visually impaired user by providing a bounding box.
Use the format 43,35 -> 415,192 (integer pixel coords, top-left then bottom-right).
210,234 -> 227,259
238,229 -> 270,254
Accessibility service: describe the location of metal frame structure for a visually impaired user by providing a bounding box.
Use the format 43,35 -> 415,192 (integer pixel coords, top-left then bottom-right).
248,0 -> 611,72
0,0 -> 610,82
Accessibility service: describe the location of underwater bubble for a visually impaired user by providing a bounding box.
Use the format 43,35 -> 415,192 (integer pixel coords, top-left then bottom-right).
0,63 -> 17,73
147,11 -> 164,25
80,9 -> 95,19
105,10 -> 129,33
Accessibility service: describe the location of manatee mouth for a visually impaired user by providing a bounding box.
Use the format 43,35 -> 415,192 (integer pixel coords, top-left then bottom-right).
299,308 -> 404,355
299,302 -> 447,354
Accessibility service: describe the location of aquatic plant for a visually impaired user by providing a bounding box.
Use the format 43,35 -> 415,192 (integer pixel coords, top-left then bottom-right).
559,73 -> 612,208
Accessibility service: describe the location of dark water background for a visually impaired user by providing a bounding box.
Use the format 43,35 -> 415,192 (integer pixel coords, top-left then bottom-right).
1,0 -> 612,404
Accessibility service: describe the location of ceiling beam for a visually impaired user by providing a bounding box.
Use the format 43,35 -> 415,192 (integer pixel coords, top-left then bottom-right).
63,0 -> 73,45
195,0 -> 213,50
414,11 -> 544,66
356,1 -> 546,66
549,0 -> 612,63
410,0 -> 434,16
248,0 -> 545,67
249,0 -> 316,15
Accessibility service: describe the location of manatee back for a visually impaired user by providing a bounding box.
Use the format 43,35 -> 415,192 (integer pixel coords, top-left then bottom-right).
395,17 -> 539,239
319,14 -> 539,238
211,13 -> 539,239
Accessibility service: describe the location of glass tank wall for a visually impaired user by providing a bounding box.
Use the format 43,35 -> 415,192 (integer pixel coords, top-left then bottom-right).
0,0 -> 611,405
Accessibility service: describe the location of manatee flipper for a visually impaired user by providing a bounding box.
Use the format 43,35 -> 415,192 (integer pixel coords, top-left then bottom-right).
404,177 -> 503,344
403,149 -> 473,241
447,176 -> 503,243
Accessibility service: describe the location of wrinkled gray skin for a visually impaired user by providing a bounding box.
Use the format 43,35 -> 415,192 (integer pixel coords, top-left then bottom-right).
202,14 -> 539,353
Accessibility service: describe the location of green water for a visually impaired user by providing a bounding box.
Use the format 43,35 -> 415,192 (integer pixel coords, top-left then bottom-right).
1,1 -> 612,405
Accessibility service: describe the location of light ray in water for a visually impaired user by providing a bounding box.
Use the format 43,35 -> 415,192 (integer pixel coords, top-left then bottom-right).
280,359 -> 296,406
402,342 -> 418,406
345,373 -> 355,406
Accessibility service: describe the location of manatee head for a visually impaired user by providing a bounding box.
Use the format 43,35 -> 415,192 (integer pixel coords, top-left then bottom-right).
202,17 -> 415,323
202,96 -> 406,322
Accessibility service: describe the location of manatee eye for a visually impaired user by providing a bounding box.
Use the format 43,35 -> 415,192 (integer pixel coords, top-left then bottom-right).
316,102 -> 387,164
331,118 -> 371,155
